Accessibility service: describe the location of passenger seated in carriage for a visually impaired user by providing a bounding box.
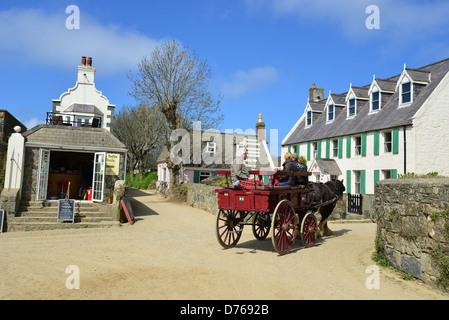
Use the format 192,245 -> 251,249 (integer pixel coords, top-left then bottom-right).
292,153 -> 308,186
277,151 -> 300,187
231,148 -> 249,186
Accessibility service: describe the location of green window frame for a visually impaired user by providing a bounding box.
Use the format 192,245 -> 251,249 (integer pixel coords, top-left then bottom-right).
346,136 -> 351,158
393,129 -> 399,154
307,142 -> 311,161
374,170 -> 380,189
346,170 -> 351,194
374,132 -> 380,156
362,134 -> 367,157
338,137 -> 343,159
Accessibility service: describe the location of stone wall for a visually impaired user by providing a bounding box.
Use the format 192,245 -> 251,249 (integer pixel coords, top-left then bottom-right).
375,178 -> 449,291
186,183 -> 218,215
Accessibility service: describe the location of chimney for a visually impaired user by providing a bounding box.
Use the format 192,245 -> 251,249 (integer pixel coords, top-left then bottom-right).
81,56 -> 86,66
309,83 -> 325,102
256,114 -> 266,141
87,57 -> 92,67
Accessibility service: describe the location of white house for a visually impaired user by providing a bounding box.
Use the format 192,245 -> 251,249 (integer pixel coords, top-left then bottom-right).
157,114 -> 275,187
49,56 -> 116,130
282,57 -> 449,195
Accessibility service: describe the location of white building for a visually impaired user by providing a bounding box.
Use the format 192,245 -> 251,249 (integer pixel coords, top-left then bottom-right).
282,57 -> 449,195
49,56 -> 116,130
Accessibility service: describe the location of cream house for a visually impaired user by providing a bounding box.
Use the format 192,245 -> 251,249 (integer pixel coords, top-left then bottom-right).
283,57 -> 449,195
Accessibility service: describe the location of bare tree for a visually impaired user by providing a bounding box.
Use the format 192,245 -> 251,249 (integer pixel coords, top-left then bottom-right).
128,40 -> 223,188
111,104 -> 166,182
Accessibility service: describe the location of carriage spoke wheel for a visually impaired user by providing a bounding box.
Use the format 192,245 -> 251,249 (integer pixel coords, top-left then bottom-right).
252,212 -> 271,240
271,200 -> 297,255
300,212 -> 318,247
216,209 -> 244,249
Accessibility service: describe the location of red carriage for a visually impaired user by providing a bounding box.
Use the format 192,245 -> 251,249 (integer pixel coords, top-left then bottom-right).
215,170 -> 321,255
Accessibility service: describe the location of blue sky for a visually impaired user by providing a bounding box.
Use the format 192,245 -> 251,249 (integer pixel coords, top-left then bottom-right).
1,0 -> 449,155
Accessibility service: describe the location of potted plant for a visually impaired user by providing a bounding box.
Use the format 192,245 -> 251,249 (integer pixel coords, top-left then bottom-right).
106,189 -> 114,204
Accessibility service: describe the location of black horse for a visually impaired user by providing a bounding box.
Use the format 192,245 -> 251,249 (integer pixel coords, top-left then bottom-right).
308,179 -> 345,237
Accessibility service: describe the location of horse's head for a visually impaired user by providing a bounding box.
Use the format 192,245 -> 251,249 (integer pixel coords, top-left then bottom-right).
335,179 -> 345,197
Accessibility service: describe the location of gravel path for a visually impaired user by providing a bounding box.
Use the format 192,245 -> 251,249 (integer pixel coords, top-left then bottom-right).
1,188 -> 448,300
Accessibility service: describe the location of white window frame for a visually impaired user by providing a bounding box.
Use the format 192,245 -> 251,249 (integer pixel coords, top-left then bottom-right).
354,171 -> 361,194
306,109 -> 312,128
383,131 -> 392,153
370,90 -> 380,113
199,171 -> 212,181
348,98 -> 356,118
206,141 -> 216,155
327,104 -> 334,123
354,136 -> 362,156
332,139 -> 339,158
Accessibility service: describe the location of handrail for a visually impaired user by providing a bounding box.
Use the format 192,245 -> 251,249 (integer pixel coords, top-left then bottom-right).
46,112 -> 102,128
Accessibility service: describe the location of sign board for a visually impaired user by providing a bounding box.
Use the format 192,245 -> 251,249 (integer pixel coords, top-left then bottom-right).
57,199 -> 75,223
121,196 -> 135,225
106,153 -> 120,176
0,209 -> 5,233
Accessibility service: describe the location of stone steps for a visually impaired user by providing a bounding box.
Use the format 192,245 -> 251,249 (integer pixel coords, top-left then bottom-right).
8,200 -> 120,232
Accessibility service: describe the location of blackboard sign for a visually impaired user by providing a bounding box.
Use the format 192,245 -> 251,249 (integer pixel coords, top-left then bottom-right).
0,209 -> 5,233
121,196 -> 135,225
58,199 -> 75,223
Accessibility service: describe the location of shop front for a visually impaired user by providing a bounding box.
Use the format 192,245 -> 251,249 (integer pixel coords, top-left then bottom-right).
22,125 -> 127,202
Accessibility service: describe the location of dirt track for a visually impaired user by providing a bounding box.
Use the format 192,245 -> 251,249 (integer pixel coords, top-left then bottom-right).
1,188 -> 448,300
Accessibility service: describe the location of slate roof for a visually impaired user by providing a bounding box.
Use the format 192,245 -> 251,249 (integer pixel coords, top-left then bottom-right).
284,57 -> 449,145
23,124 -> 127,150
313,159 -> 342,176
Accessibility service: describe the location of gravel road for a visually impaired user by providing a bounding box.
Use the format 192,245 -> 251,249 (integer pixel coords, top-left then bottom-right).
1,188 -> 448,300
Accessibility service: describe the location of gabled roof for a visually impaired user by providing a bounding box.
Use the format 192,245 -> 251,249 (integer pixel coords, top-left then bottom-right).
310,158 -> 342,176
283,57 -> 449,145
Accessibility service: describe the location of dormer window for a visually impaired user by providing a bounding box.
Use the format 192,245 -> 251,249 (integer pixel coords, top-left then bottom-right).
348,98 -> 356,117
306,110 -> 312,127
371,91 -> 380,111
327,104 -> 334,122
401,81 -> 412,104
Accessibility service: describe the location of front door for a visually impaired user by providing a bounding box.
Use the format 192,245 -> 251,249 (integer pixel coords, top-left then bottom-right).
36,149 -> 50,201
92,152 -> 106,202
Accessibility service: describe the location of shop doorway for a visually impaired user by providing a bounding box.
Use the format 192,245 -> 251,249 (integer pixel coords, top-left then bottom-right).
36,150 -> 106,201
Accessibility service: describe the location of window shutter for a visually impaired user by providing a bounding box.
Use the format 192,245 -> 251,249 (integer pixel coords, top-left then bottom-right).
288,145 -> 291,152
374,132 -> 380,156
393,129 -> 399,154
374,170 -> 380,190
338,137 -> 343,159
361,170 -> 366,194
296,144 -> 300,155
194,171 -> 200,183
346,136 -> 351,158
326,140 -> 330,159
307,142 -> 311,161
391,169 -> 398,179
362,133 -> 367,157
317,141 -> 322,159
346,170 -> 351,194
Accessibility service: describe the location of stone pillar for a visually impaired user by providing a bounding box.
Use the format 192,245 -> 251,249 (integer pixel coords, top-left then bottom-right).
3,126 -> 25,191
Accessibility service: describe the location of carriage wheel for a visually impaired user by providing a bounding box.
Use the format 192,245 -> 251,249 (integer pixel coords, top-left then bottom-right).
271,200 -> 297,255
252,212 -> 271,240
300,212 -> 318,247
216,209 -> 244,249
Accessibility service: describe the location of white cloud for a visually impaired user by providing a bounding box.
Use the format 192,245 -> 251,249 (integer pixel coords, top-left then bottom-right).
218,66 -> 279,99
246,0 -> 449,41
0,8 -> 163,74
22,117 -> 40,130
